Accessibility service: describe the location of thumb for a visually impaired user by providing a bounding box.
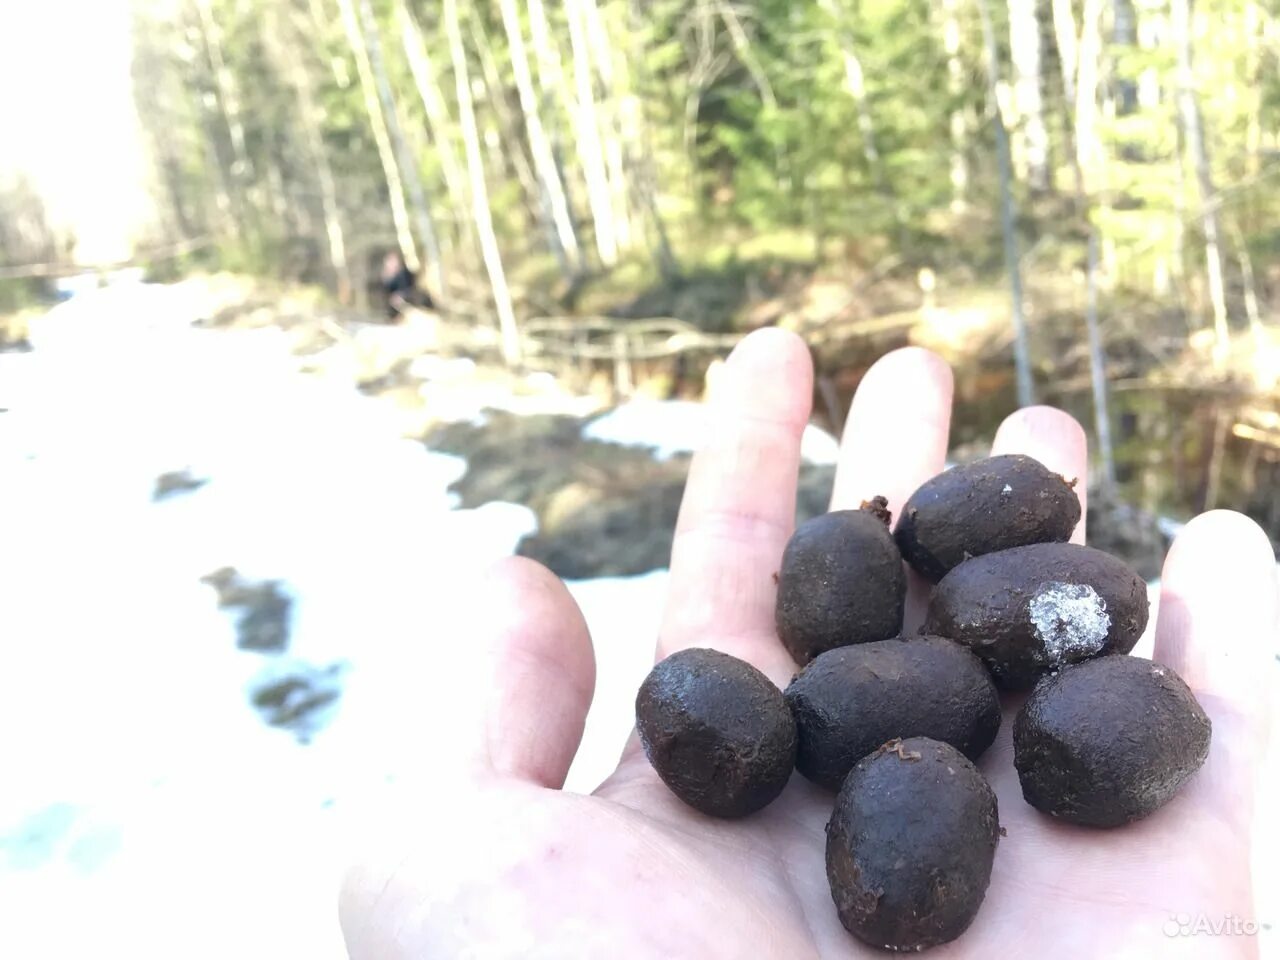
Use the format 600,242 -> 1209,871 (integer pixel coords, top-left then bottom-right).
1153,510 -> 1276,932
1155,510 -> 1276,805
456,557 -> 597,789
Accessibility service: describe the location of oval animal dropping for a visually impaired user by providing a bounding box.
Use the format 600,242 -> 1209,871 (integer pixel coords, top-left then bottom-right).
826,737 -> 999,951
775,498 -> 906,665
785,636 -> 1000,791
1014,655 -> 1211,827
635,648 -> 796,818
894,454 -> 1081,582
924,542 -> 1149,689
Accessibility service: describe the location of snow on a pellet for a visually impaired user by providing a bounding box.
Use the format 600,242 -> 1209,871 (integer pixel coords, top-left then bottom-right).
0,280 -> 661,959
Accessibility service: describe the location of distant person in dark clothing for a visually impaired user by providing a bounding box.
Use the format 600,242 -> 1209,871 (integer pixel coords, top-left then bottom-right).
379,251 -> 435,319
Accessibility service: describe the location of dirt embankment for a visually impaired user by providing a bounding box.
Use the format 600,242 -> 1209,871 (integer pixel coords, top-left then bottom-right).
428,411 -> 836,580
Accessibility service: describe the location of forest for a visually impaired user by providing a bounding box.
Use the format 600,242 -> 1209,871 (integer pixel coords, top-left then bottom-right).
99,0 -> 1278,345
2,0 -> 1279,533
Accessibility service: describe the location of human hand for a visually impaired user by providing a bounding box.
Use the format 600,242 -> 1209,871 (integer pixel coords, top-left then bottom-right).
341,330 -> 1275,958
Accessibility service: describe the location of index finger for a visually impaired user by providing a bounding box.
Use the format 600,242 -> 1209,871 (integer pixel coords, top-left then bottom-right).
656,328 -> 813,684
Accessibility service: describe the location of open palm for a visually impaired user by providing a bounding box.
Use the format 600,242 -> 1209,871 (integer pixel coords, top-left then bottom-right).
341,331 -> 1274,959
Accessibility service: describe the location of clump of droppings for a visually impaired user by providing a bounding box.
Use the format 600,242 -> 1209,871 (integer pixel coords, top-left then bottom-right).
1014,655 -> 1211,827
775,501 -> 906,665
826,737 -> 1000,951
636,647 -> 796,818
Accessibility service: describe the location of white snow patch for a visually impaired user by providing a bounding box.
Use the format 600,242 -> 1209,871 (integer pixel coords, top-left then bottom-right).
563,570 -> 670,793
1001,483 -> 1013,494
1030,582 -> 1111,664
584,398 -> 839,464
0,281 -> 682,959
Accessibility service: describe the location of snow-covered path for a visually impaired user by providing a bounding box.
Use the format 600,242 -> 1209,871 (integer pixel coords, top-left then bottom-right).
0,282 -> 665,958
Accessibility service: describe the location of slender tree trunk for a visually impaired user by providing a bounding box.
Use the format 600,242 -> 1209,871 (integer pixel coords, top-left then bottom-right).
498,0 -> 582,273
1225,217 -> 1264,351
714,0 -> 777,110
468,16 -> 545,235
1172,0 -> 1230,366
1111,0 -> 1139,115
1085,229 -> 1116,490
1074,0 -> 1105,189
335,0 -> 420,275
1050,0 -> 1086,198
978,0 -> 1034,406
1204,407 -> 1230,511
583,0 -> 635,252
263,153 -> 289,222
199,115 -> 239,235
527,0 -> 567,101
397,0 -> 473,259
194,0 -> 252,180
281,14 -> 352,303
564,0 -> 619,265
1007,0 -> 1051,191
443,0 -> 521,365
681,6 -> 723,202
625,0 -> 679,282
526,0 -> 588,252
258,2 -> 353,300
716,0 -> 794,198
1244,2 -> 1263,178
1052,0 -> 1115,491
819,0 -> 880,168
1171,119 -> 1189,295
1051,0 -> 1077,103
942,0 -> 969,213
355,0 -> 444,298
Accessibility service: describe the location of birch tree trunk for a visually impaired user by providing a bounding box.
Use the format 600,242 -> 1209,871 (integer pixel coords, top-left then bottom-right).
978,0 -> 1034,406
335,0 -> 420,275
1007,0 -> 1050,191
527,0 -> 568,101
498,0 -> 582,273
625,0 -> 679,282
1051,0 -> 1114,491
565,0 -> 619,265
198,113 -> 239,235
1051,0 -> 1077,103
355,0 -> 444,297
714,0 -> 778,110
942,0 -> 969,213
1085,229 -> 1116,489
526,0 -> 587,248
1226,217 -> 1264,349
583,0 -> 634,253
1244,1 -> 1263,178
397,0 -> 472,255
443,0 -> 522,366
1074,0 -> 1105,192
1111,0 -> 1139,115
1050,0 -> 1086,197
278,13 -> 352,302
194,0 -> 252,180
468,16 -> 545,232
1172,0 -> 1231,366
819,0 -> 880,168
